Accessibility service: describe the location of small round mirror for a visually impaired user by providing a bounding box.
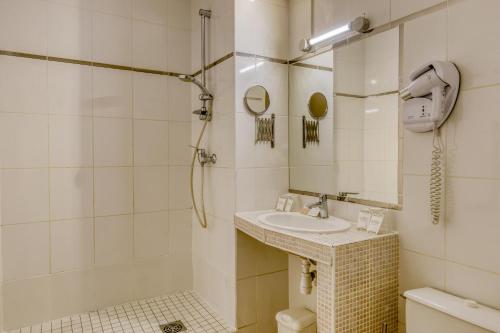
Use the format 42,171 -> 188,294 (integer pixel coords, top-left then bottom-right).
244,85 -> 270,115
308,92 -> 328,119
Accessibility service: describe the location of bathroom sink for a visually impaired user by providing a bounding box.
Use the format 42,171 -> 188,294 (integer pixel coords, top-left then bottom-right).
258,212 -> 351,234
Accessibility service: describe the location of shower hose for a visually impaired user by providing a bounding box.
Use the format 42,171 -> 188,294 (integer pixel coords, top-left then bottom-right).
190,117 -> 209,228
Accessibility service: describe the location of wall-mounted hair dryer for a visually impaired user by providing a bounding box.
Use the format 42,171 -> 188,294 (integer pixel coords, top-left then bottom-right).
400,61 -> 460,225
400,61 -> 460,133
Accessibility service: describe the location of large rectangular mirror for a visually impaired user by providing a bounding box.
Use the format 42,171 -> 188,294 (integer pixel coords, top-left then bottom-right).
289,27 -> 401,207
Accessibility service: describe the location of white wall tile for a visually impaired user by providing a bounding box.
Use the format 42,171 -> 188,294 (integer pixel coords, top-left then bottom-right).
50,218 -> 94,273
92,0 -> 132,17
134,120 -> 169,166
448,0 -> 500,89
2,276 -> 51,330
50,168 -> 94,220
399,250 -> 445,293
167,77 -> 191,121
132,0 -> 168,25
167,28 -> 191,74
0,0 -> 47,54
47,3 -> 91,60
133,72 -> 168,120
446,86 -> 500,179
133,257 -> 173,300
390,0 -> 444,21
169,209 -> 191,254
2,222 -> 50,281
0,113 -> 48,168
48,62 -> 92,116
49,115 -> 93,167
92,12 -> 132,66
50,269 -> 95,319
169,121 -> 191,166
94,117 -> 133,166
1,169 -> 49,225
446,178 -> 500,274
134,211 -> 169,259
132,20 -> 167,70
0,56 -> 48,114
168,166 -> 191,210
93,67 -> 133,118
134,166 -> 169,212
167,0 -> 190,30
93,264 -> 134,308
396,175 -> 445,257
446,262 -> 500,310
95,215 -> 133,266
94,167 -> 133,216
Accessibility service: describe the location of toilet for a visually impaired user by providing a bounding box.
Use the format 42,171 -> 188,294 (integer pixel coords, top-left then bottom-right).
275,308 -> 316,333
405,287 -> 500,332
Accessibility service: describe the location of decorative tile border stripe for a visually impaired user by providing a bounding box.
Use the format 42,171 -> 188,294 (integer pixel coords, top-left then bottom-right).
192,52 -> 236,76
235,51 -> 288,65
290,62 -> 333,72
0,49 -> 185,76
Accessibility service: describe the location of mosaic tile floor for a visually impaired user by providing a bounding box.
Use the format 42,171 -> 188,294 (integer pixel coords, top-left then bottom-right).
5,291 -> 232,333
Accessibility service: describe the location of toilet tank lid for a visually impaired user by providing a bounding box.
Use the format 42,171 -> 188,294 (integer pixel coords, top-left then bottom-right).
404,287 -> 500,332
276,308 -> 316,330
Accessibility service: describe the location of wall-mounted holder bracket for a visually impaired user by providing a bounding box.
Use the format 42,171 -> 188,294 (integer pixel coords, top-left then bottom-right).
255,113 -> 275,148
302,115 -> 319,148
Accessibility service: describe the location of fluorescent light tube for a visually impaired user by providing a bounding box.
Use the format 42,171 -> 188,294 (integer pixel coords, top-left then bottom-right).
309,24 -> 350,46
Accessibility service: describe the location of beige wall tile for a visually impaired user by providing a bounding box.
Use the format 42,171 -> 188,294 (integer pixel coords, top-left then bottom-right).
390,0 -> 444,21
0,56 -> 48,115
95,215 -> 133,266
133,258 -> 174,301
2,223 -> 50,281
446,178 -> 500,274
134,120 -> 169,166
168,209 -> 192,254
94,167 -> 133,216
167,77 -> 191,122
94,263 -> 134,308
132,0 -> 168,25
94,117 -> 133,167
167,28 -> 191,74
50,218 -> 94,273
399,250 -> 445,293
50,168 -> 93,220
133,72 -> 168,120
167,0 -> 190,30
92,67 -> 133,118
2,276 -> 51,330
134,211 -> 169,259
49,115 -> 93,167
132,20 -> 168,71
256,270 -> 289,331
168,166 -> 190,210
168,121 -> 191,166
92,0 -> 132,18
48,62 -> 92,116
50,269 -> 96,319
237,277 -> 257,328
134,166 -> 169,213
448,0 -> 500,89
0,0 -> 47,55
47,3 -> 92,60
92,12 -> 132,66
0,113 -> 48,168
1,169 -> 49,225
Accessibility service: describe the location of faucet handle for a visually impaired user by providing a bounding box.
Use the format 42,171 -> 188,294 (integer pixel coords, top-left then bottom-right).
319,194 -> 328,202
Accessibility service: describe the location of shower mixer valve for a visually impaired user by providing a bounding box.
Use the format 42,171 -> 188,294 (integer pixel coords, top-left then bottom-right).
197,148 -> 217,166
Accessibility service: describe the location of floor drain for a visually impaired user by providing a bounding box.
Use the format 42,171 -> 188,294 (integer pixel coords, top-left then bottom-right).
159,321 -> 187,333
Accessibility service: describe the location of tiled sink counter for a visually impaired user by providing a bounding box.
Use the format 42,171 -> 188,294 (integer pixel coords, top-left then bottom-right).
235,210 -> 399,333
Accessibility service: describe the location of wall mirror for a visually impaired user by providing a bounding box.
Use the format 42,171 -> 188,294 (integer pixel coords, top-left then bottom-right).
244,85 -> 270,115
308,92 -> 328,118
288,27 -> 401,208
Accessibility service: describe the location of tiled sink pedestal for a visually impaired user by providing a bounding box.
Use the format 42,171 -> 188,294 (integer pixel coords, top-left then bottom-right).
235,211 -> 399,333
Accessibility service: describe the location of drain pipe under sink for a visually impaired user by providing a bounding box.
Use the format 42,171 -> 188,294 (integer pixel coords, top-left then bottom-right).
300,257 -> 317,295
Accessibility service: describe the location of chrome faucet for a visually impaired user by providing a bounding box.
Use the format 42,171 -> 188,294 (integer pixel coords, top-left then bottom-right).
306,194 -> 329,218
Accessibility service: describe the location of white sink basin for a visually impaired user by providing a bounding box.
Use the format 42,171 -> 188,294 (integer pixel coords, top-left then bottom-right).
258,212 -> 351,234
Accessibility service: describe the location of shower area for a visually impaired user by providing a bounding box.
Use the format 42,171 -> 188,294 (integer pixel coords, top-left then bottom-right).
0,0 -> 235,332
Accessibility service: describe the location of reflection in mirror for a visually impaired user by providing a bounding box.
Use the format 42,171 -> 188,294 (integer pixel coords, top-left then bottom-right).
244,85 -> 270,115
289,27 -> 401,206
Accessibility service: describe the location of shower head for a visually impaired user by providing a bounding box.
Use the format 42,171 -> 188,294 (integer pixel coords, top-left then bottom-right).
177,74 -> 212,97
